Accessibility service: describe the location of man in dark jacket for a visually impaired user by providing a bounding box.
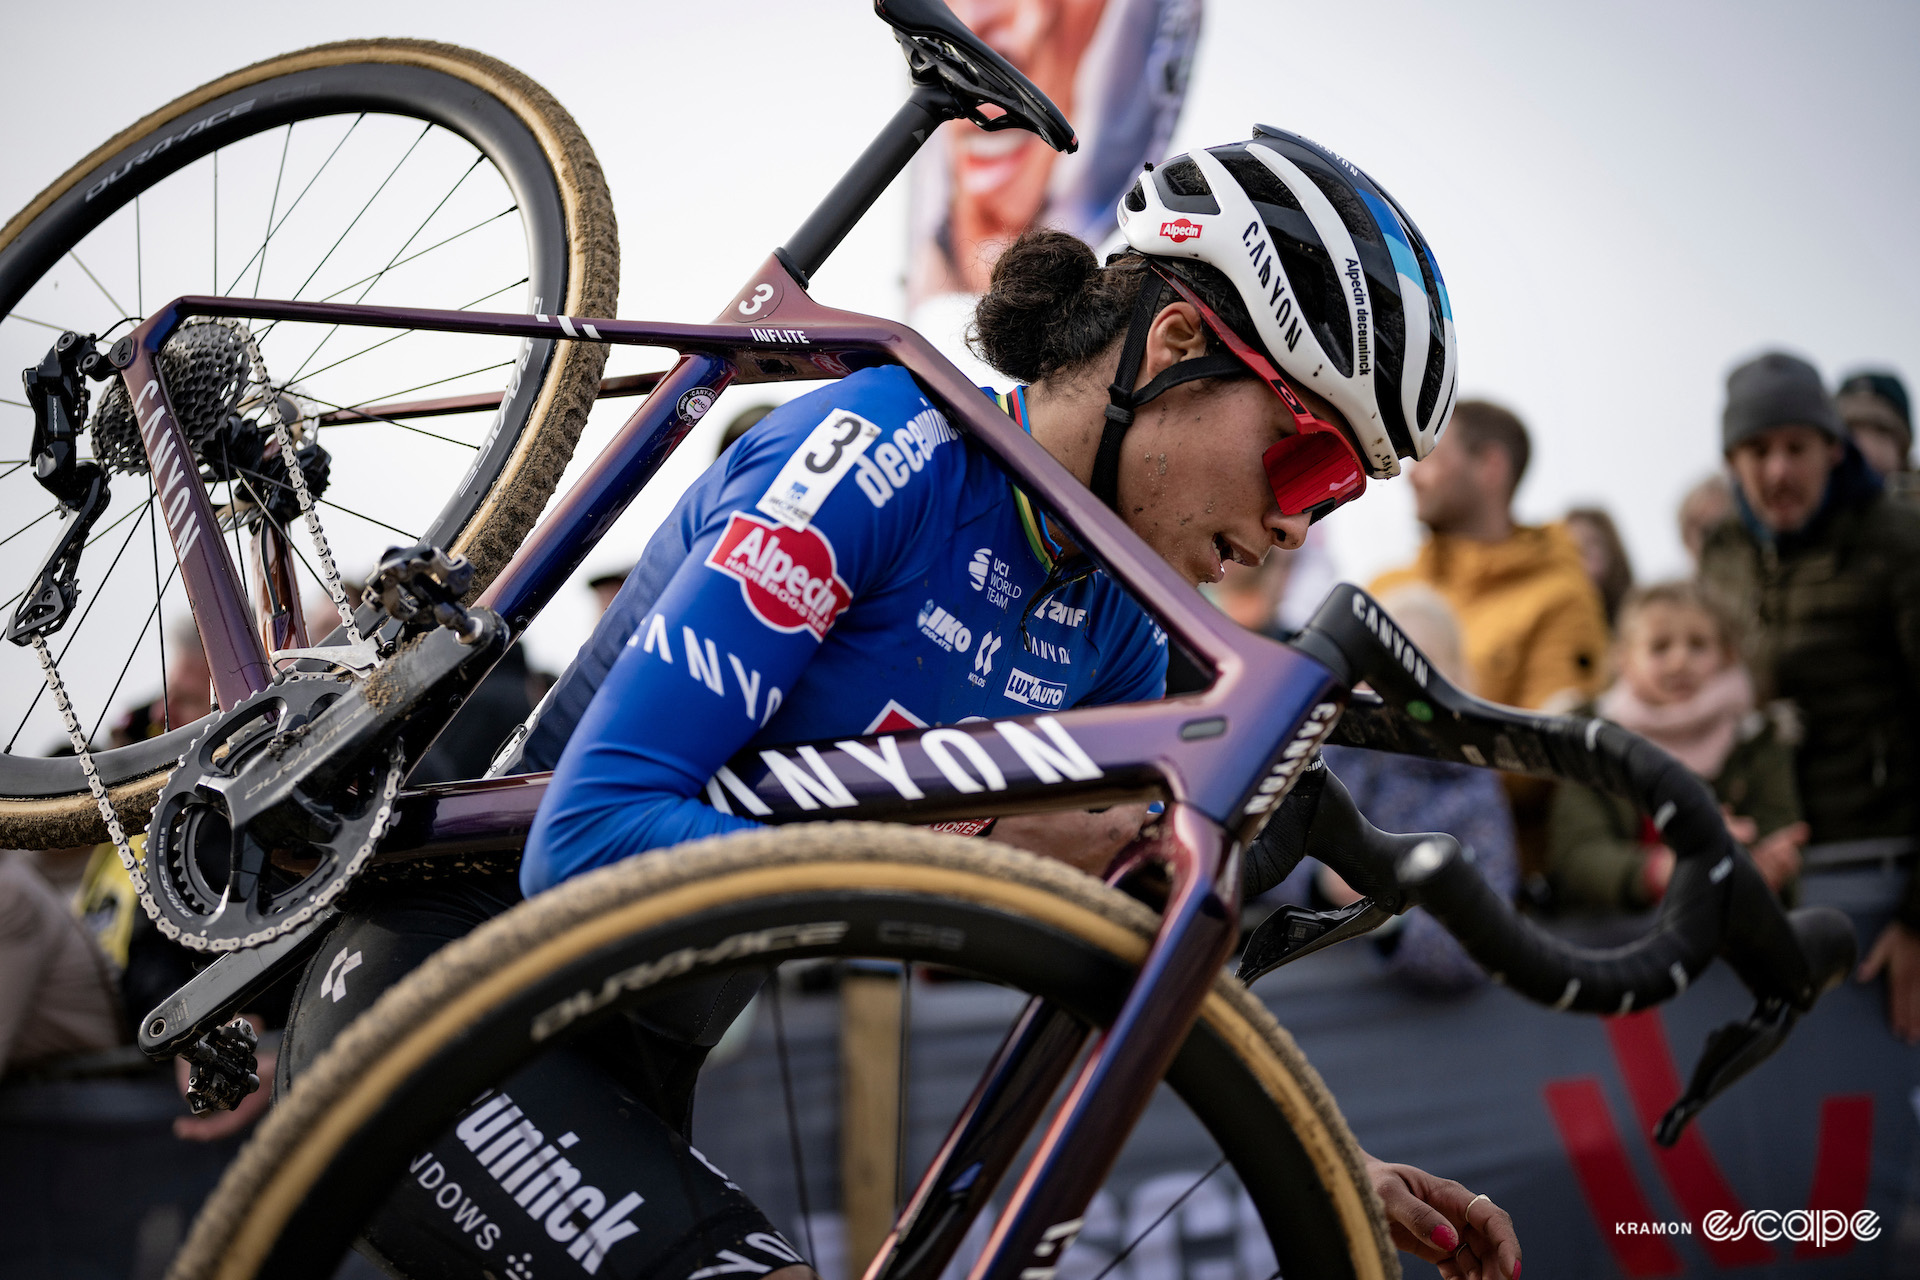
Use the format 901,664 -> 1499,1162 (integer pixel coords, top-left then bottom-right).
1699,351 -> 1920,1041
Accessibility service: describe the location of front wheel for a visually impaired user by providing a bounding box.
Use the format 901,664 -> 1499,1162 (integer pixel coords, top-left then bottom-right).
171,826 -> 1395,1280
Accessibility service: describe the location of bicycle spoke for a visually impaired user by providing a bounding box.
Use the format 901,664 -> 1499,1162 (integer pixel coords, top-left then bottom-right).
251,124 -> 294,298
3,312 -> 64,333
0,398 -> 28,410
288,276 -> 532,386
282,156 -> 487,385
234,473 -> 333,604
284,121 -> 433,308
222,114 -> 365,297
1087,1158 -> 1228,1280
767,973 -> 817,1265
0,461 -> 29,480
8,494 -> 157,751
88,517 -> 180,744
67,250 -> 127,318
309,208 -> 519,306
150,473 -> 169,733
315,497 -> 414,541
322,360 -> 517,411
0,508 -> 58,549
254,388 -> 478,450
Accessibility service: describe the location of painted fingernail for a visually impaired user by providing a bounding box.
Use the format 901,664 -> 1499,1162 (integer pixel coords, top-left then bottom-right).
1432,1222 -> 1459,1250
1512,1263 -> 1522,1279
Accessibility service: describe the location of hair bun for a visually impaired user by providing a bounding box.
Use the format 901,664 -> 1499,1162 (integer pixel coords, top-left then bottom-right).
968,229 -> 1105,383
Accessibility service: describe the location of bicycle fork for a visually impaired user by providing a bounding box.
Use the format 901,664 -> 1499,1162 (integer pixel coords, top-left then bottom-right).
867,803 -> 1241,1280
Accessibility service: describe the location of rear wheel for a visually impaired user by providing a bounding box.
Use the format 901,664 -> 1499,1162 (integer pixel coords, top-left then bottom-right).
0,40 -> 618,845
171,826 -> 1396,1280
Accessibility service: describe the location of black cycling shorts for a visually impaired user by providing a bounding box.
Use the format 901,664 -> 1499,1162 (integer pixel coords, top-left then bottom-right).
280,875 -> 800,1280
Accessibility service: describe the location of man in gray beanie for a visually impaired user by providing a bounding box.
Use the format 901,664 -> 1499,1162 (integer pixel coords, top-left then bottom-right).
1699,350 -> 1920,1041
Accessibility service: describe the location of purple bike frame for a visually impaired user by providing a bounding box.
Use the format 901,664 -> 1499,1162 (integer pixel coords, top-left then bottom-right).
118,253 -> 1346,1280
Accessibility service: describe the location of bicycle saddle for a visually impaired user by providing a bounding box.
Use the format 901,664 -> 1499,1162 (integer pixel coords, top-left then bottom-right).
875,0 -> 1078,153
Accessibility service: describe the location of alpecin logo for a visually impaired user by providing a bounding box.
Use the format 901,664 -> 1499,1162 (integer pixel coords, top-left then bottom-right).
705,512 -> 852,640
1160,218 -> 1202,242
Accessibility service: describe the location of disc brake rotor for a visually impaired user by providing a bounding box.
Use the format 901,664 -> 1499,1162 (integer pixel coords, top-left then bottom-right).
141,675 -> 404,952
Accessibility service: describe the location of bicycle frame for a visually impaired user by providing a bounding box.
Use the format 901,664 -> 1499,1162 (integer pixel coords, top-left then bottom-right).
118,267 -> 1348,1277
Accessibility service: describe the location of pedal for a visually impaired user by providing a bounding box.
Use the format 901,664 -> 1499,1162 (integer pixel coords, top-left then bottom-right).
370,542 -> 482,640
180,1017 -> 262,1115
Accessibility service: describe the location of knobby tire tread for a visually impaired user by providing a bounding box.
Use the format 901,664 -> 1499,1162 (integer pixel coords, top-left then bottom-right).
168,826 -> 1395,1280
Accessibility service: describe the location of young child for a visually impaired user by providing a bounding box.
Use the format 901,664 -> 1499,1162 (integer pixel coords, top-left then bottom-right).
1548,580 -> 1807,910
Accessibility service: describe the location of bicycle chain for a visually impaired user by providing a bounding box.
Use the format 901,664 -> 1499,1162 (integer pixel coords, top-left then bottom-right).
220,319 -> 365,648
29,633 -> 144,898
139,703 -> 405,952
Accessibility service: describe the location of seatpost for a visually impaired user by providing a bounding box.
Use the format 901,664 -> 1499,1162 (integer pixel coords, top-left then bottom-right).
776,81 -> 955,287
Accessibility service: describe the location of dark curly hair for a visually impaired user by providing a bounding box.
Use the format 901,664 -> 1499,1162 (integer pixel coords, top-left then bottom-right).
967,227 -> 1263,384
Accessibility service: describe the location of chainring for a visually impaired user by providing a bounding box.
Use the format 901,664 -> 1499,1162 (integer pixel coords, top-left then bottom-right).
140,675 -> 404,952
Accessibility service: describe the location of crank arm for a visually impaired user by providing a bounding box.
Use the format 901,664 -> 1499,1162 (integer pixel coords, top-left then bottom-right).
218,609 -> 505,829
137,908 -> 337,1059
1236,898 -> 1393,984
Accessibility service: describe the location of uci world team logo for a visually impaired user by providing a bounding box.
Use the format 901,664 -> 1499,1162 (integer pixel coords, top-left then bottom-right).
705,512 -> 852,640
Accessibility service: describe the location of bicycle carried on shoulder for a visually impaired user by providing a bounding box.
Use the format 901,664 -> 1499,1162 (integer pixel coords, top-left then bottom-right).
0,3 -> 1856,1277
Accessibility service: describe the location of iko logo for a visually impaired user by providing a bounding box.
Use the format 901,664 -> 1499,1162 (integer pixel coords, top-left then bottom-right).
973,631 -> 1003,679
968,547 -> 992,590
1160,218 -> 1202,243
1004,667 -> 1067,709
438,1091 -> 647,1272
917,600 -> 972,653
1037,598 -> 1087,628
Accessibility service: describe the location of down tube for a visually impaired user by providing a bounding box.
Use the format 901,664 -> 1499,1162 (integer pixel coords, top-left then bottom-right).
477,353 -> 735,633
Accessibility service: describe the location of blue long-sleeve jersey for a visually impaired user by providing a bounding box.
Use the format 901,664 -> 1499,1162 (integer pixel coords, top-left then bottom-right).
520,366 -> 1168,894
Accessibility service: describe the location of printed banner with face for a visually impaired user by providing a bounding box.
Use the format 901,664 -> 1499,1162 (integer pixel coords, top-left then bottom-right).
906,0 -> 1203,309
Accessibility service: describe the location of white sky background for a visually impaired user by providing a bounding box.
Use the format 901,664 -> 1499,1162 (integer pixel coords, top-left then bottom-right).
3,0 -> 1917,681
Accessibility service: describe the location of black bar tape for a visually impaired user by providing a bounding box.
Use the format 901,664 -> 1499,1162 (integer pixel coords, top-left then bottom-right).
1287,583 -> 1854,1013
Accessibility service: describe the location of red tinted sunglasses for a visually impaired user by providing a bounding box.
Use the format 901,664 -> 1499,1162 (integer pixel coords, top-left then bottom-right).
1148,265 -> 1368,521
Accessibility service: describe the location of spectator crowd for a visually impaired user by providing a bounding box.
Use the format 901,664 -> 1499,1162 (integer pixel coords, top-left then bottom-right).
1245,352 -> 1920,1042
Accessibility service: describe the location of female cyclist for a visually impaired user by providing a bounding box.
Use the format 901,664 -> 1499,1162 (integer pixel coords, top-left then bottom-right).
281,130 -> 1519,1280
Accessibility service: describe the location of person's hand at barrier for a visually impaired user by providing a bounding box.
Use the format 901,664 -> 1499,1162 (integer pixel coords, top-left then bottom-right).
1858,922 -> 1920,1044
1364,1153 -> 1520,1279
1746,821 -> 1808,893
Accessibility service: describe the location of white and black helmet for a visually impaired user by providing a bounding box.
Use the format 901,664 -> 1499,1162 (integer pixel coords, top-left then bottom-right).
1116,126 -> 1458,478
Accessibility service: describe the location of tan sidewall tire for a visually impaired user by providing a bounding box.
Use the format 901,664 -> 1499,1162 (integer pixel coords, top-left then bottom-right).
168,825 -> 1396,1280
0,40 -> 617,846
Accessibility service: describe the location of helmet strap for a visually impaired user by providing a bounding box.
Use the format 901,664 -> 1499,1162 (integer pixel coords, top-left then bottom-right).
1090,273 -> 1247,510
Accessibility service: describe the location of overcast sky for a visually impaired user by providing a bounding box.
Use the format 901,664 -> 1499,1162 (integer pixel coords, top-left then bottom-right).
4,1 -> 1917,675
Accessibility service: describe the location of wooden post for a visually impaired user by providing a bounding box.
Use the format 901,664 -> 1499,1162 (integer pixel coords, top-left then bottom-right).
840,964 -> 903,1278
